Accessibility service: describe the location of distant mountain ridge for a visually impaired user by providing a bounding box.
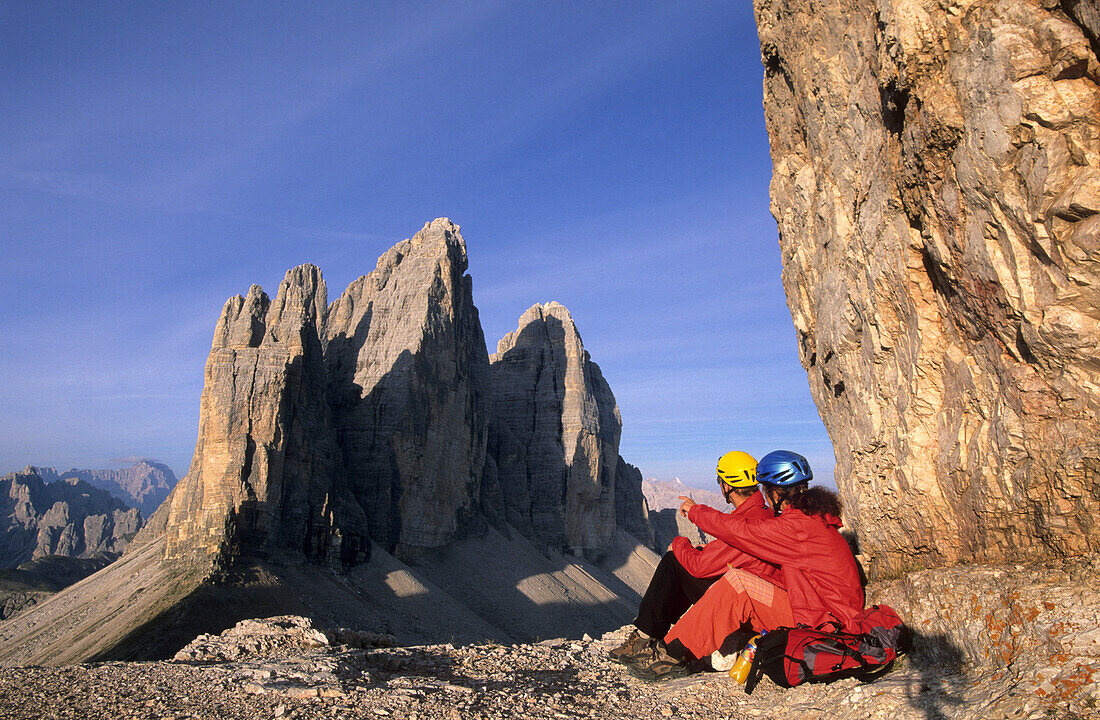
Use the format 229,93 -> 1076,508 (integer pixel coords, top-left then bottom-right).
641,477 -> 725,512
0,469 -> 142,569
28,461 -> 177,518
641,477 -> 727,552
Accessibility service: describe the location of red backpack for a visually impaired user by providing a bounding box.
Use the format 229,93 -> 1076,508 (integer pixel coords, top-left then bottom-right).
745,604 -> 905,694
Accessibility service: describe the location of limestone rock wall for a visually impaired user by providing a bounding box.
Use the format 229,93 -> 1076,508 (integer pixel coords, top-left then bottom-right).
754,0 -> 1100,575
0,470 -> 141,567
486,302 -> 622,557
324,219 -> 492,559
163,266 -> 360,568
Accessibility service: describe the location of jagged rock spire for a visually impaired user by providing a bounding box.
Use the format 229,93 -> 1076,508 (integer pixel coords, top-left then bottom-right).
163,264 -> 362,568
160,220 -> 648,568
324,219 -> 492,559
485,302 -> 623,557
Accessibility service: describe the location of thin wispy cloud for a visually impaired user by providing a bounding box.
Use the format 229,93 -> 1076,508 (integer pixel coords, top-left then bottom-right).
2,3 -> 510,212
0,2 -> 833,487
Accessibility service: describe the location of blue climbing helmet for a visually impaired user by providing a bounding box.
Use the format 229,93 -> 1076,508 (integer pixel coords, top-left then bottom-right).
756,450 -> 813,487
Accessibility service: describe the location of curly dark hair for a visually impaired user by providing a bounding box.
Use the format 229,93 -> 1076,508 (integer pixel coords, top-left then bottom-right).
779,485 -> 842,519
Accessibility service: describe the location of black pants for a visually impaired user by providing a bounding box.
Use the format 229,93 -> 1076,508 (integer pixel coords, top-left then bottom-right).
634,551 -> 719,640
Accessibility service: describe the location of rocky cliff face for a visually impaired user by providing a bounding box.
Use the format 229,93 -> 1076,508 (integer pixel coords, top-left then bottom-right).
0,470 -> 141,568
162,265 -> 361,568
614,459 -> 654,548
485,302 -> 623,557
755,0 -> 1100,576
30,461 -> 177,518
325,219 -> 491,559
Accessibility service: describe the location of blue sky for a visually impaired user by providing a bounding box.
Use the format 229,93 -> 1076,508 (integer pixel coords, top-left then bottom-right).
0,1 -> 835,489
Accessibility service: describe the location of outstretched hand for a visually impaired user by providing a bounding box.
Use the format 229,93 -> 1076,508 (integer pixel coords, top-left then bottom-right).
677,495 -> 697,517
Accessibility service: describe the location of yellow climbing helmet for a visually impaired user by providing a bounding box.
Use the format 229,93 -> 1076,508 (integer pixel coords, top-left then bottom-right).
716,450 -> 758,488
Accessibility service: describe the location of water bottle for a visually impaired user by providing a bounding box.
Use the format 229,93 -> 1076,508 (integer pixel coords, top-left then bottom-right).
729,631 -> 766,683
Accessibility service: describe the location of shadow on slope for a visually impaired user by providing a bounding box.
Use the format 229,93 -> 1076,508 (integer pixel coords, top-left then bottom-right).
0,539 -> 204,666
903,629 -> 968,720
271,524 -> 658,646
0,554 -> 118,594
0,524 -> 659,666
0,554 -> 120,622
405,525 -> 656,642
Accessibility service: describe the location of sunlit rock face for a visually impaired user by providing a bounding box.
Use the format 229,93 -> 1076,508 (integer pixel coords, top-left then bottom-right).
163,265 -> 361,568
755,0 -> 1100,576
324,219 -> 492,560
486,302 -> 623,558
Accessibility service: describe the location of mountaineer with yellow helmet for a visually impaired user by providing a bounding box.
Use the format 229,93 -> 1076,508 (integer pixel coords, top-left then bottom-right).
610,450 -> 784,680
715,450 -> 759,499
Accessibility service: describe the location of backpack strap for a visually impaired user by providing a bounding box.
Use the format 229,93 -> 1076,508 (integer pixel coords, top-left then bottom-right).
791,633 -> 878,674
744,629 -> 790,695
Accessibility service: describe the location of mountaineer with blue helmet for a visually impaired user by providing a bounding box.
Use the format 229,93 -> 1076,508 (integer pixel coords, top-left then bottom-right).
754,449 -> 815,513
661,450 -> 865,669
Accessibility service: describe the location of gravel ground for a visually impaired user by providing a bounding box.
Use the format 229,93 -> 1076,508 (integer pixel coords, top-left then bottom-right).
1,620 -> 1094,720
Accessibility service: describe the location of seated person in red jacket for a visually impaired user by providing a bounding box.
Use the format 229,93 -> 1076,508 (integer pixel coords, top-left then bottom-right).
654,450 -> 864,675
610,451 -> 782,669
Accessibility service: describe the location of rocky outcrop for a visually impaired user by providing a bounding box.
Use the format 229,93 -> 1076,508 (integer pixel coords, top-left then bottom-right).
872,554 -> 1100,708
162,266 -> 362,569
324,219 -> 492,559
174,616 -> 334,663
485,302 -> 622,557
755,0 -> 1100,576
0,470 -> 140,568
30,461 -> 177,518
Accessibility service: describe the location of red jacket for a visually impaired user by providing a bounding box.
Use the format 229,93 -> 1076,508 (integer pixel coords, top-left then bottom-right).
687,501 -> 865,629
670,494 -> 783,586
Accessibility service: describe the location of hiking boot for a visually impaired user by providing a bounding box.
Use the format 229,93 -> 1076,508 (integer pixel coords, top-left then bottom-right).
623,642 -> 689,682
609,629 -> 653,664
